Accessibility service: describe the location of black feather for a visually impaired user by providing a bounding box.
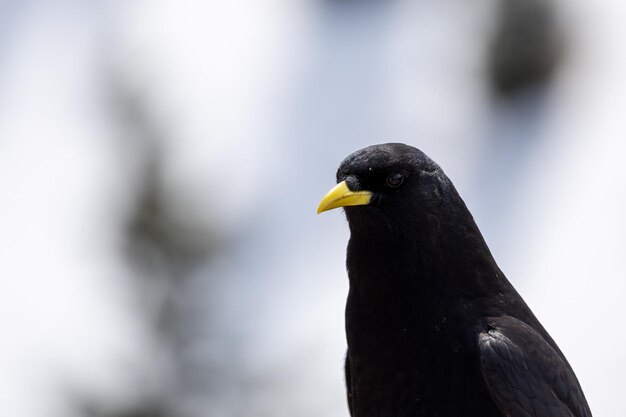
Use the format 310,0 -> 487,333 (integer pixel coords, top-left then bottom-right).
331,143 -> 591,417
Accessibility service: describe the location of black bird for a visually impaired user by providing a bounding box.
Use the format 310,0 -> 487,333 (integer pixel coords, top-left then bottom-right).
317,143 -> 592,417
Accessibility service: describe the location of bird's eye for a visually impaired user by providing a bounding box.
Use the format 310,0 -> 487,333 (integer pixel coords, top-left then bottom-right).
386,173 -> 404,188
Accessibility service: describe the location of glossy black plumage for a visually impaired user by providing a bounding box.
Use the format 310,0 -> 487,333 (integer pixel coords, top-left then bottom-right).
330,143 -> 591,417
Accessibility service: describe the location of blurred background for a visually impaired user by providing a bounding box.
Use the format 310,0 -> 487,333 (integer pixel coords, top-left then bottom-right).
1,0 -> 624,416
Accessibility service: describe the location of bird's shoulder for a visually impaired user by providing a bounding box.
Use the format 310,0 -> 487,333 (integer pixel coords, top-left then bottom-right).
477,315 -> 592,417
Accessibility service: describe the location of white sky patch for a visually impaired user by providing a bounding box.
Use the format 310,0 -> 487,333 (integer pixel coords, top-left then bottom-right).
108,0 -> 310,236
0,3 -> 149,416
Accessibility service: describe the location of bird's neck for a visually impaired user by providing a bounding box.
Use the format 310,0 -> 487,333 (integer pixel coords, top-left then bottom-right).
346,214 -> 501,299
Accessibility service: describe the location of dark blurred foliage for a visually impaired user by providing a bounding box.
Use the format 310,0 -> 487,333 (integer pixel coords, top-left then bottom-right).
82,403 -> 168,417
488,0 -> 564,97
76,69 -> 221,417
121,119 -> 218,281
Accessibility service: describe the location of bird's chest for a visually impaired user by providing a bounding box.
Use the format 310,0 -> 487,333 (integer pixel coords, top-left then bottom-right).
345,291 -> 498,417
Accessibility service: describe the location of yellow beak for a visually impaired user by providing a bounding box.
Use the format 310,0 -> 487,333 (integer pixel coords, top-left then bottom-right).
317,181 -> 373,214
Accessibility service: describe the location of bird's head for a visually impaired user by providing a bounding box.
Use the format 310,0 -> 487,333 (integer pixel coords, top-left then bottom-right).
318,143 -> 495,289
317,143 -> 455,231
